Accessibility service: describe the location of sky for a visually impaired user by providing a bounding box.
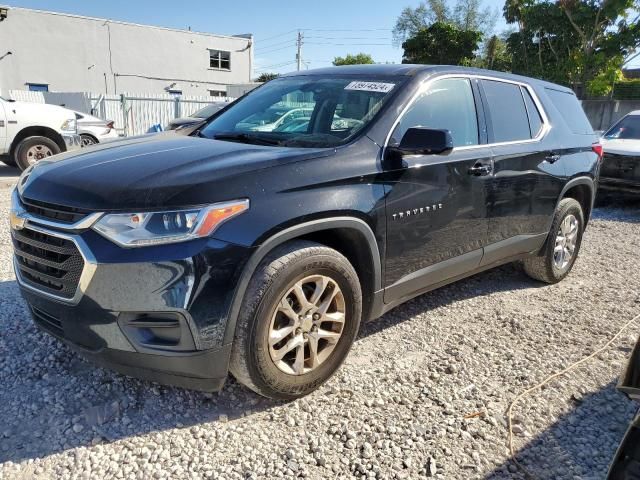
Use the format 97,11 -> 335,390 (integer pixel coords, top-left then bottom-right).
4,0 -> 511,76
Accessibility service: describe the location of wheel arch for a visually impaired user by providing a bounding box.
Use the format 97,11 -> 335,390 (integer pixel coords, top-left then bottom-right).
10,126 -> 66,160
222,217 -> 382,345
558,176 -> 595,227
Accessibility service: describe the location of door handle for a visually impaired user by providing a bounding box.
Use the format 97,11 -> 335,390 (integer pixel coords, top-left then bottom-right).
468,162 -> 492,176
545,152 -> 561,163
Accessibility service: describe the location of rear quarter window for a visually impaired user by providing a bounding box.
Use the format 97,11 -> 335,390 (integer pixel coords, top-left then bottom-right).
545,88 -> 593,135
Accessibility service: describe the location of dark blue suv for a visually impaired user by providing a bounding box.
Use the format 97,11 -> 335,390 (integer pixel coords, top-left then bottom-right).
10,65 -> 601,399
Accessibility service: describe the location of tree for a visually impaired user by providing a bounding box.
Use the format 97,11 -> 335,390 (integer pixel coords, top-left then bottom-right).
402,22 -> 483,65
255,72 -> 279,82
504,0 -> 640,96
476,33 -> 512,71
393,0 -> 497,45
333,53 -> 375,66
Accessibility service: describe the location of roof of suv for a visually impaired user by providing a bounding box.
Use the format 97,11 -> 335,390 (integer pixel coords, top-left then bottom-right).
283,64 -> 574,94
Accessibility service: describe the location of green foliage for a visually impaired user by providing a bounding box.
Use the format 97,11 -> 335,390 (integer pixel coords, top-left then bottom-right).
586,57 -> 624,96
255,72 -> 279,82
503,0 -> 640,96
393,0 -> 497,45
472,34 -> 512,71
402,22 -> 483,65
332,53 -> 375,66
612,79 -> 640,99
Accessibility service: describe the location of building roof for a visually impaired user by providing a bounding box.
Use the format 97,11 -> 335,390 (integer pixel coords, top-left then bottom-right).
0,5 -> 251,41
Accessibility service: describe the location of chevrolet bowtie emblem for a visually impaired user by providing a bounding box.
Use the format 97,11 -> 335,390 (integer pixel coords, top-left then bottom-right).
9,210 -> 27,231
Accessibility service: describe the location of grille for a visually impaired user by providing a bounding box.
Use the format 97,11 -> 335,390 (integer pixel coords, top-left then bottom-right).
31,306 -> 63,335
12,228 -> 85,299
21,198 -> 88,224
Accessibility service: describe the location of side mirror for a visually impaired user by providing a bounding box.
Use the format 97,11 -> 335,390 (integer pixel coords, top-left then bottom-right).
389,128 -> 454,156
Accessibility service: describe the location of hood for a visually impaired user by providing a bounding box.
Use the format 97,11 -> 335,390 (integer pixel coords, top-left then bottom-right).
600,138 -> 640,156
20,132 -> 334,211
9,100 -> 76,122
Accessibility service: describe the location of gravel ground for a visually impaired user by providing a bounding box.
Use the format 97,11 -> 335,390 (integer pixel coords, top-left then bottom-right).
0,164 -> 19,189
1,182 -> 639,480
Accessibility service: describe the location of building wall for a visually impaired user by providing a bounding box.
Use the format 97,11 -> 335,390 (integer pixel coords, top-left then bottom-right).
0,6 -> 253,96
581,100 -> 640,131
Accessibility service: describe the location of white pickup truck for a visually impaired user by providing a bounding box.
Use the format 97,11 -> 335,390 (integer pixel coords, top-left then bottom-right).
0,96 -> 82,171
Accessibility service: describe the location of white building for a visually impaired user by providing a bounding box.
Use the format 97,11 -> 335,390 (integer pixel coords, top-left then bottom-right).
0,6 -> 254,97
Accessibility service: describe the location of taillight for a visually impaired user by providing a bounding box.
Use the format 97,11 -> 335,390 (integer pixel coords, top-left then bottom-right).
592,143 -> 603,162
106,121 -> 115,130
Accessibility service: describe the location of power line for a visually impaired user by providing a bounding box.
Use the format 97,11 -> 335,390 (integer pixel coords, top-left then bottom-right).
254,60 -> 297,71
305,36 -> 393,41
256,44 -> 295,55
255,37 -> 297,51
257,29 -> 298,43
302,28 -> 392,32
305,42 -> 391,46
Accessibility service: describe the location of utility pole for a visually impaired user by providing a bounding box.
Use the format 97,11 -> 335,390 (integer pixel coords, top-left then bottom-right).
296,31 -> 304,71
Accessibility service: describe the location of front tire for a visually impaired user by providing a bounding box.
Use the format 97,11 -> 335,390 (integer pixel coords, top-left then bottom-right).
15,136 -> 61,171
229,241 -> 362,400
523,198 -> 585,284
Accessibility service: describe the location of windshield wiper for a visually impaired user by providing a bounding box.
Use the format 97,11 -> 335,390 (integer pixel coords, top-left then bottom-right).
212,132 -> 282,146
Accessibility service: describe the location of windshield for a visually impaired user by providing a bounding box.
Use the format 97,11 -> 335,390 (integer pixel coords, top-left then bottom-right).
604,115 -> 640,140
198,75 -> 404,148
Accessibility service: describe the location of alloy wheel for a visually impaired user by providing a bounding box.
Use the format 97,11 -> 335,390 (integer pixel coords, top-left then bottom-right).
553,214 -> 579,269
268,275 -> 346,376
81,136 -> 97,147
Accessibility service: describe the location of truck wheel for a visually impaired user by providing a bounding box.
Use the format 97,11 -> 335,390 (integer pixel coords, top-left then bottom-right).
15,136 -> 61,171
80,134 -> 98,147
229,240 -> 362,400
523,198 -> 585,284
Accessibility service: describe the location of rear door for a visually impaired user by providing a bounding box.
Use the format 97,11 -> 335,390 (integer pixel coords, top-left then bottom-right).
383,76 -> 493,301
479,79 -> 565,265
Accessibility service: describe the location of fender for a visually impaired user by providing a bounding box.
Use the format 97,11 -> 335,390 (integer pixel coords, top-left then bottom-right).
557,175 -> 596,222
222,217 -> 382,345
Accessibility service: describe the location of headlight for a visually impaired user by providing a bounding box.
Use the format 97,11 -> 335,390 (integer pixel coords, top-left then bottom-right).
92,199 -> 249,247
60,118 -> 77,132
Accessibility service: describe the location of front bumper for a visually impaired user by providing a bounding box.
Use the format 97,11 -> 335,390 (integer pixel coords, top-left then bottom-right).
11,195 -> 252,391
24,287 -> 232,391
62,133 -> 82,152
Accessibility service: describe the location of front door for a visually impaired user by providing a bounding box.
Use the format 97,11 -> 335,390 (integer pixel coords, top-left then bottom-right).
383,77 -> 492,302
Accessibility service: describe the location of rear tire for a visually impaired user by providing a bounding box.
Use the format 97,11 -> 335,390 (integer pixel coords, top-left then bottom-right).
15,136 -> 61,171
229,241 -> 362,400
523,198 -> 584,284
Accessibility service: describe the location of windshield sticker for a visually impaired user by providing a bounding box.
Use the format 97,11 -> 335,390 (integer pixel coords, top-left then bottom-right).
344,81 -> 395,93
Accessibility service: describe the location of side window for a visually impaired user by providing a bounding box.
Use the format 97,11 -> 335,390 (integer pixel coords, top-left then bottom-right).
392,77 -> 479,147
545,88 -> 593,135
482,80 -> 531,142
521,87 -> 544,138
